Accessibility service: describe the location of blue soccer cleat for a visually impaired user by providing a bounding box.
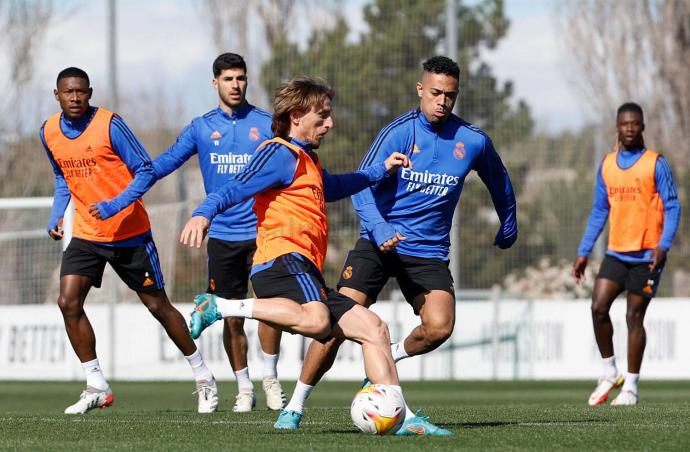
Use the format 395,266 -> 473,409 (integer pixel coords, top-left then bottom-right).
189,293 -> 222,339
361,378 -> 371,389
395,411 -> 453,436
274,409 -> 303,430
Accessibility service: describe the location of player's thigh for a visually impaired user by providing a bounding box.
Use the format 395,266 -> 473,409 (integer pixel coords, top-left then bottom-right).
207,238 -> 254,298
396,254 -> 454,317
60,237 -> 108,290
626,260 -> 664,299
337,238 -> 389,303
109,238 -> 165,293
330,300 -> 387,345
593,256 -> 627,309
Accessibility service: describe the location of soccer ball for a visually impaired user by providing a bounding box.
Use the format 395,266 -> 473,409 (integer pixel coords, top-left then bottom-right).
350,384 -> 405,435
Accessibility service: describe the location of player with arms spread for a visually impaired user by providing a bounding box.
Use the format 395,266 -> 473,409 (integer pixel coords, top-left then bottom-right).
153,53 -> 285,412
573,102 -> 680,406
276,55 -> 516,435
42,67 -> 218,414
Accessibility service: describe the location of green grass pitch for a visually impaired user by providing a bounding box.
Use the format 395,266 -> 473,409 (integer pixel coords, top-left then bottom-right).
1,380 -> 689,451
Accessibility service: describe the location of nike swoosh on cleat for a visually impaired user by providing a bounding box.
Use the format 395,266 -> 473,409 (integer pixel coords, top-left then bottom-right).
406,425 -> 426,434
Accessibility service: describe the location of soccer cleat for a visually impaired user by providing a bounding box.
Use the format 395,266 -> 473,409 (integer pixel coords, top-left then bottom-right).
395,411 -> 453,436
262,377 -> 287,410
611,390 -> 638,406
588,375 -> 624,406
274,409 -> 303,430
232,390 -> 256,413
361,377 -> 371,389
195,378 -> 219,413
189,293 -> 222,339
64,386 -> 114,414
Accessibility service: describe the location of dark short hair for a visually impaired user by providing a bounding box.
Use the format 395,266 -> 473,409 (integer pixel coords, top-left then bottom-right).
617,102 -> 644,121
56,67 -> 90,87
272,77 -> 333,137
422,56 -> 460,80
213,53 -> 247,77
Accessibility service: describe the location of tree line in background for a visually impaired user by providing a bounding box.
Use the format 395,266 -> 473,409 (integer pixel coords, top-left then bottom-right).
1,0 -> 689,299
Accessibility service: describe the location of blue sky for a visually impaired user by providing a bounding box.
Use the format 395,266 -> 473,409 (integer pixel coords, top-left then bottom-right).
12,0 -> 589,135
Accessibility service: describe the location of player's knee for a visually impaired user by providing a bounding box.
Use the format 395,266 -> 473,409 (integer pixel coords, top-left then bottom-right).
57,294 -> 81,317
367,316 -> 391,347
591,303 -> 609,321
143,297 -> 166,319
225,317 -> 245,332
625,309 -> 645,328
422,317 -> 454,346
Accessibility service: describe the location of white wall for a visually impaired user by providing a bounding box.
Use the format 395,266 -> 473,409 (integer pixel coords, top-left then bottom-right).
1,298 -> 688,381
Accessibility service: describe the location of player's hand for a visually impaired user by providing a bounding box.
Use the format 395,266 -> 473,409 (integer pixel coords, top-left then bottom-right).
180,216 -> 210,248
572,255 -> 588,284
493,228 -> 517,249
383,152 -> 411,174
649,246 -> 667,272
89,203 -> 103,220
379,231 -> 406,252
48,218 -> 64,241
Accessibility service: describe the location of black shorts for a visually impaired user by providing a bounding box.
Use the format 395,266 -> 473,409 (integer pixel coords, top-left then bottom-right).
250,253 -> 356,325
597,254 -> 664,298
337,238 -> 454,311
60,237 -> 164,293
206,238 -> 255,298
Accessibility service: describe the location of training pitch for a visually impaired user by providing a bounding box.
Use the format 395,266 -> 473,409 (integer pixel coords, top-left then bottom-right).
1,380 -> 688,451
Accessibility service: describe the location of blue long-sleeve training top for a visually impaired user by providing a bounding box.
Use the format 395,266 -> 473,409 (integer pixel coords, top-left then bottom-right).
577,148 -> 680,262
353,109 -> 517,260
193,137 -> 388,221
153,104 -> 272,241
41,106 -> 154,246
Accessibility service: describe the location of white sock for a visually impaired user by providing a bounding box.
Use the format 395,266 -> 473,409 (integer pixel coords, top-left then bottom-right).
262,351 -> 279,379
82,358 -> 108,391
216,297 -> 255,319
390,384 -> 414,420
285,380 -> 314,414
622,372 -> 640,394
391,342 -> 409,363
234,367 -> 253,393
602,355 -> 618,381
184,349 -> 214,383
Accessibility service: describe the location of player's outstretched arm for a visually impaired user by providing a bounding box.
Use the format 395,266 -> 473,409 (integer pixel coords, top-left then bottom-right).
655,155 -> 681,259
183,144 -> 297,246
90,115 -> 156,220
152,122 -> 198,181
322,152 -> 410,203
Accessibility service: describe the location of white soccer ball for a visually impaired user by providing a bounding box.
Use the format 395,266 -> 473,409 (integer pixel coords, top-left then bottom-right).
350,384 -> 405,435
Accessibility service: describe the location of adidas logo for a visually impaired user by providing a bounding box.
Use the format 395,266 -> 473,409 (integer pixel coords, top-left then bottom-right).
143,277 -> 154,287
85,145 -> 93,152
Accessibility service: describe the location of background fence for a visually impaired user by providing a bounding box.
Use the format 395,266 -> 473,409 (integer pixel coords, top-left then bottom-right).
1,0 -> 689,308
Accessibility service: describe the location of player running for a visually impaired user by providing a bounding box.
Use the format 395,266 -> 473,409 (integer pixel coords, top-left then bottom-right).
276,55 -> 516,435
153,53 -> 285,412
182,76 -> 450,434
42,67 -> 218,414
573,102 -> 680,406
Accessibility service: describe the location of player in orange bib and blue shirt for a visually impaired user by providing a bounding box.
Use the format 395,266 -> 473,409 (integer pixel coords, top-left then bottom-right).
573,102 -> 680,406
153,53 -> 286,413
41,67 -> 218,415
181,76 -> 449,434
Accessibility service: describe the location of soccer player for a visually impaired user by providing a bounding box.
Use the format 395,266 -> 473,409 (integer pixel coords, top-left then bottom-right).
573,102 -> 680,406
153,53 -> 285,412
42,67 -> 218,414
277,56 -> 516,435
182,76 -> 451,435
